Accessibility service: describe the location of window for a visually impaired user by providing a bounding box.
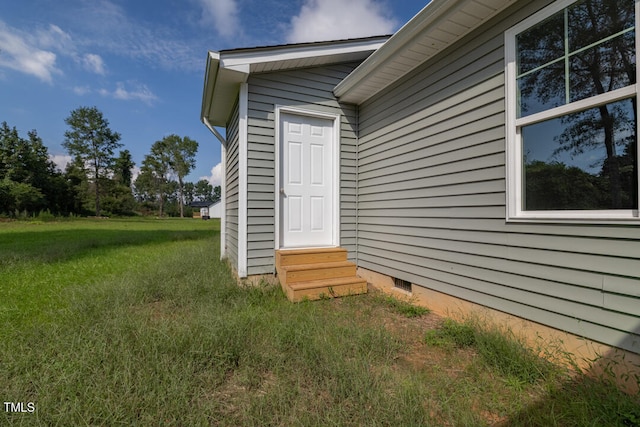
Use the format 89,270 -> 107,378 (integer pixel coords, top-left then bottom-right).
505,0 -> 639,220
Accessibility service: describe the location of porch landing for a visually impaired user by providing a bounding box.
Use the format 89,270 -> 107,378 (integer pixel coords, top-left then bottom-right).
275,248 -> 367,302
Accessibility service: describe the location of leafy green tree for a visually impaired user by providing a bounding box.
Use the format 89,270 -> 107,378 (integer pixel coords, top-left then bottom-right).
157,134 -> 198,218
518,0 -> 636,208
164,181 -> 181,217
0,122 -> 70,216
137,142 -> 171,217
0,178 -> 44,214
64,158 -> 92,215
113,149 -> 135,187
183,182 -> 195,205
525,161 -> 603,210
193,179 -> 214,202
63,106 -> 122,216
102,149 -> 137,216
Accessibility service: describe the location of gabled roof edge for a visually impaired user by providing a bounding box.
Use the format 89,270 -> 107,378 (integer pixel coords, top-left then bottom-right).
201,51 -> 220,124
201,36 -> 389,129
334,0 -> 515,104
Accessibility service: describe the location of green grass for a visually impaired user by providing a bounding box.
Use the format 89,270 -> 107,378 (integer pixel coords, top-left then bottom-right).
425,318 -> 556,384
1,218 -> 638,425
371,292 -> 430,318
0,218 -> 216,328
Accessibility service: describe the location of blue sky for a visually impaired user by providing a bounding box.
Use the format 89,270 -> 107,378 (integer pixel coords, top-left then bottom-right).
1,0 -> 427,186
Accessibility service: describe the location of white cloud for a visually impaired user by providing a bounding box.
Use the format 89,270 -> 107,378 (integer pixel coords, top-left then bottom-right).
0,21 -> 109,83
73,85 -> 91,95
36,24 -> 74,53
200,162 -> 223,187
70,0 -> 201,72
0,21 -> 61,82
82,53 -> 106,75
50,154 -> 73,172
286,0 -> 397,43
198,0 -> 240,39
100,82 -> 158,105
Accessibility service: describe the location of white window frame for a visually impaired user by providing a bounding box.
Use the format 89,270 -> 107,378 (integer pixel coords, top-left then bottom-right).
505,0 -> 640,222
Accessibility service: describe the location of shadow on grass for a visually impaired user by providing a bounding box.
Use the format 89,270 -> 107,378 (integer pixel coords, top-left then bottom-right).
0,228 -> 214,266
506,375 -> 640,426
504,329 -> 640,427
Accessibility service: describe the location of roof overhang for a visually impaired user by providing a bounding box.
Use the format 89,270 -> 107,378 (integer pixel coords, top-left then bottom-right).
334,0 -> 516,104
201,36 -> 389,128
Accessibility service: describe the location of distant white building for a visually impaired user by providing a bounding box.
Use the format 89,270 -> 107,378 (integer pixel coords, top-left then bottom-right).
207,200 -> 221,219
190,200 -> 221,219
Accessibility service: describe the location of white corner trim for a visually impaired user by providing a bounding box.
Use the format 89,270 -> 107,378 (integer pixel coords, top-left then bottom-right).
220,143 -> 227,259
274,107 -> 282,251
274,105 -> 341,250
238,83 -> 249,277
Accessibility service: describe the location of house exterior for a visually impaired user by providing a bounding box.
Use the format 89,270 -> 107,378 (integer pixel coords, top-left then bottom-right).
201,36 -> 389,277
208,200 -> 222,219
189,200 -> 220,219
202,0 -> 640,382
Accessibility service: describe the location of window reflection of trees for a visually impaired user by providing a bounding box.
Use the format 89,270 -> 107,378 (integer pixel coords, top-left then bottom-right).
516,0 -> 637,210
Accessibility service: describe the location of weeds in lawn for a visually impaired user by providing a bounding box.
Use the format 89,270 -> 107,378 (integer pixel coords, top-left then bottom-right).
425,318 -> 557,384
424,317 -> 640,426
1,219 -> 638,425
371,292 -> 430,318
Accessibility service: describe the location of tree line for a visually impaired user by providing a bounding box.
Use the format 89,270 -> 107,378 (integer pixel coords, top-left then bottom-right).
0,106 -> 220,218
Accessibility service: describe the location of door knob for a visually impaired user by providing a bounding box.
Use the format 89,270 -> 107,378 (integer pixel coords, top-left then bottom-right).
280,188 -> 285,194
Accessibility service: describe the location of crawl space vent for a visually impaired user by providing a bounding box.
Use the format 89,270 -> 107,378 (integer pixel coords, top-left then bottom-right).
393,277 -> 412,293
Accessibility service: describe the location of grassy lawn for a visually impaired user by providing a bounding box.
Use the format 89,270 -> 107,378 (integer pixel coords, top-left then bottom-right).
1,218 -> 638,426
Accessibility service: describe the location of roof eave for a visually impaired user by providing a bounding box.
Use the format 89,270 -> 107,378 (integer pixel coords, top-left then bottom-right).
201,36 -> 389,129
201,51 -> 220,125
334,0 -> 516,105
201,51 -> 250,128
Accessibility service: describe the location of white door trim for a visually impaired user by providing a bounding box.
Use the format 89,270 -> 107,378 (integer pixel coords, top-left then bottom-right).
275,105 -> 340,250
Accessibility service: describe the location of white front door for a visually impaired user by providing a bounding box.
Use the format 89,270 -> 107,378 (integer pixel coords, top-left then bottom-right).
280,112 -> 334,248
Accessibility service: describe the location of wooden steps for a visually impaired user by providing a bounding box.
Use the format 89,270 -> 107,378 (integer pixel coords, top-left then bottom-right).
275,248 -> 367,302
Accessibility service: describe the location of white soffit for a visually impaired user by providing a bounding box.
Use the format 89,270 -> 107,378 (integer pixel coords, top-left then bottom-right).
201,37 -> 388,127
334,0 -> 515,104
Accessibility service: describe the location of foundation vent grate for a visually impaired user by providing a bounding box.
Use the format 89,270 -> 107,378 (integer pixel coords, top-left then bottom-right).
393,277 -> 412,293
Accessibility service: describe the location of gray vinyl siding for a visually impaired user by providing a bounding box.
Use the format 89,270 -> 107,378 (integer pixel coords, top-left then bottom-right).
224,99 -> 240,270
356,0 -> 640,353
246,63 -> 361,275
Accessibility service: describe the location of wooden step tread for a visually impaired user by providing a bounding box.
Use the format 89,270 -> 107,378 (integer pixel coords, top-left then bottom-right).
281,260 -> 353,272
277,247 -> 346,255
289,276 -> 367,291
277,248 -> 347,268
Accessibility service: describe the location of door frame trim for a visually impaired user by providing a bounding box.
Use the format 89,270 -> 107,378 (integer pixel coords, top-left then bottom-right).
274,105 -> 341,250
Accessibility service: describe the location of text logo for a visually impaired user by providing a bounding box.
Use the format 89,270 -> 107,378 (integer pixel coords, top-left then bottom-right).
4,402 -> 36,413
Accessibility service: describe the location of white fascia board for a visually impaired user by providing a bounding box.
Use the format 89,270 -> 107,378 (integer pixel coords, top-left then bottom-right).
220,38 -> 387,70
334,0 -> 450,100
201,51 -> 220,123
204,38 -> 387,127
222,62 -> 250,74
201,50 -> 251,127
206,66 -> 250,127
335,0 -> 514,104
